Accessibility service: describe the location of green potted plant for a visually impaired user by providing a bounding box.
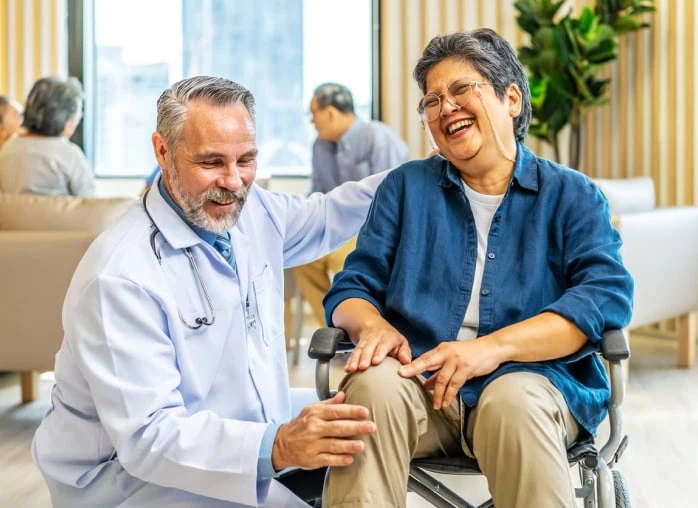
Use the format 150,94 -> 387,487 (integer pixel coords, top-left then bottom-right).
514,0 -> 655,169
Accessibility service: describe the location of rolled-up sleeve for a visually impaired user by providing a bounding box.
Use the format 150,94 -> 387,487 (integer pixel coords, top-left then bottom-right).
543,182 -> 634,343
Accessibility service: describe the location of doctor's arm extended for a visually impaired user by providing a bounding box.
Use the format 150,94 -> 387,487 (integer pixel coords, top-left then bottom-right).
257,168 -> 391,268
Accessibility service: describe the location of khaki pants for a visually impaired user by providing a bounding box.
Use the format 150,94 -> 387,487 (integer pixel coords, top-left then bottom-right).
293,237 -> 357,327
324,358 -> 580,508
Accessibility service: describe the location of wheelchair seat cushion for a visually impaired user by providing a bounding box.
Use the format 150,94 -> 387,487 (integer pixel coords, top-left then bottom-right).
411,455 -> 481,475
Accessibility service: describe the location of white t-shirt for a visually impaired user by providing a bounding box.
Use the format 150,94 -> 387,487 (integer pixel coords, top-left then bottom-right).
457,180 -> 505,341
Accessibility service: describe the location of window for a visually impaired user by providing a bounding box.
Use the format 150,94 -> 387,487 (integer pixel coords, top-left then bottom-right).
74,0 -> 376,178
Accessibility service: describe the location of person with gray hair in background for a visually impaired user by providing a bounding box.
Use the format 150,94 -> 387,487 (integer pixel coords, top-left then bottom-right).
322,28 -> 632,507
0,96 -> 23,149
0,76 -> 95,196
32,75 -> 386,507
294,82 -> 408,329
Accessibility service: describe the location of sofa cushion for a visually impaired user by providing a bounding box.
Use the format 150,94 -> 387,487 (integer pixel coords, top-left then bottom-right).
0,193 -> 136,232
596,177 -> 656,214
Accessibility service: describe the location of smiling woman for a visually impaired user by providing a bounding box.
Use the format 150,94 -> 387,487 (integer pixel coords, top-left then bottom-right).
322,28 -> 634,508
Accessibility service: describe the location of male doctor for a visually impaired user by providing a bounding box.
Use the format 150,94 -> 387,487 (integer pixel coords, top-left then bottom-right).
32,76 -> 383,507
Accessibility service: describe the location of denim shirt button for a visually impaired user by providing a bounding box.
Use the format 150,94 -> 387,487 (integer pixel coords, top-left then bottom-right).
487,253 -> 495,260
494,216 -> 501,223
481,289 -> 490,296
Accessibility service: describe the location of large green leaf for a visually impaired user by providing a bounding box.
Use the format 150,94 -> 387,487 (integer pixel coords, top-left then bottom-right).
612,15 -> 642,34
515,0 -> 654,155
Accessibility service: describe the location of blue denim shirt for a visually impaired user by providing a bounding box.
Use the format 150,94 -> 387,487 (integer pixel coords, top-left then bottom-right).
324,143 -> 633,436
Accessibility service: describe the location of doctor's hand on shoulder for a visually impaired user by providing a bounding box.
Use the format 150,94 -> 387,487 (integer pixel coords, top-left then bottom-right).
271,391 -> 376,471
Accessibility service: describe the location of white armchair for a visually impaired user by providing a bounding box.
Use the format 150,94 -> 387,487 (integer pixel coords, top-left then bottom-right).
596,178 -> 698,367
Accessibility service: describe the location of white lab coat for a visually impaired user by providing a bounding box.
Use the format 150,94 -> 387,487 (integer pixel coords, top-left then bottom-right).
32,172 -> 386,507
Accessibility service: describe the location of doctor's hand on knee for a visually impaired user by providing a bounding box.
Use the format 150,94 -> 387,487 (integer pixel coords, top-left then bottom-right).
271,391 -> 376,471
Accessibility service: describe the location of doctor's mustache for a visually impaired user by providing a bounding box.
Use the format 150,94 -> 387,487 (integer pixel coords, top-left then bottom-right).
201,185 -> 249,207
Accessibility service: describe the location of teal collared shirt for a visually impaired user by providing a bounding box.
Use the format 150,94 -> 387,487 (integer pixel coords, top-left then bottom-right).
157,176 -> 281,480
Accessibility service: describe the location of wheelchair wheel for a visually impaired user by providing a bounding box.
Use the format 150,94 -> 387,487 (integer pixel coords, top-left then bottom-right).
613,470 -> 631,508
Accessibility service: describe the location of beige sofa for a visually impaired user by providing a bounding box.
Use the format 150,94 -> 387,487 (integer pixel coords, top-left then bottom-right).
0,193 -> 136,402
597,178 -> 698,368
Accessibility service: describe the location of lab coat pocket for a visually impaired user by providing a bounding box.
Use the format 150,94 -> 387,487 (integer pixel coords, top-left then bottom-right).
252,266 -> 281,346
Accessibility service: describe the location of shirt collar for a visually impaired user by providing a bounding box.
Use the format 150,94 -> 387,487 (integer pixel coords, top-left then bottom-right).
337,117 -> 362,150
157,175 -> 218,246
438,142 -> 539,193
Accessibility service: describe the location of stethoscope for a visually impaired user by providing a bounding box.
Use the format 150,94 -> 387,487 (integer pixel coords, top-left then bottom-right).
142,190 -> 216,330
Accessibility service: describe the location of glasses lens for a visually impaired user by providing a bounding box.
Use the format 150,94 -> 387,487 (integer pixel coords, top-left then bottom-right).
419,94 -> 441,122
418,81 -> 476,122
449,81 -> 475,110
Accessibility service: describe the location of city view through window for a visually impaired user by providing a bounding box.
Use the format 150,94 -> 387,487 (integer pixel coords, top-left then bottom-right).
91,0 -> 373,177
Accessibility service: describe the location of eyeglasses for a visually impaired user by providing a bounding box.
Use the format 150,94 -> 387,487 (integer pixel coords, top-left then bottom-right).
417,79 -> 492,122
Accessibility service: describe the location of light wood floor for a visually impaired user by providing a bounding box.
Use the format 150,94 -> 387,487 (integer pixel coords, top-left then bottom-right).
1,332 -> 696,508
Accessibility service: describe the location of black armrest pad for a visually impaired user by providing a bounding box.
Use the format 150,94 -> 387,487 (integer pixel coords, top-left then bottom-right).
600,329 -> 631,361
308,328 -> 353,360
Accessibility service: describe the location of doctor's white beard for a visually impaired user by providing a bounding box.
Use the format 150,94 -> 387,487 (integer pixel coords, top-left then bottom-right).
167,166 -> 250,234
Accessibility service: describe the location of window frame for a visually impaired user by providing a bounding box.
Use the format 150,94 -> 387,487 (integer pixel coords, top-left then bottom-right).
67,0 -> 382,179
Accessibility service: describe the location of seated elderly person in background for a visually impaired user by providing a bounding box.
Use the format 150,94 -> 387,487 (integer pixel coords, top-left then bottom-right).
322,28 -> 633,508
0,77 -> 95,196
0,96 -> 23,149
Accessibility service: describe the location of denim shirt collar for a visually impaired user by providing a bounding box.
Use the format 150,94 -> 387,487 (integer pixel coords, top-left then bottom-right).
438,142 -> 539,193
157,175 -> 217,247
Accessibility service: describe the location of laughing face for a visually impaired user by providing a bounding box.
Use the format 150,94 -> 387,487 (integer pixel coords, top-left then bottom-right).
422,57 -> 520,175
153,100 -> 257,234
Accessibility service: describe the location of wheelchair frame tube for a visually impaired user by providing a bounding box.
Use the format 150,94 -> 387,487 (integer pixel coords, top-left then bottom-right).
408,466 -> 477,508
315,359 -> 333,400
595,457 -> 615,508
599,359 -> 625,464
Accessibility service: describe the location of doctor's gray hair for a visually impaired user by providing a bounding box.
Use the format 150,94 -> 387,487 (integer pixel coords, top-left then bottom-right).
413,29 -> 532,142
313,83 -> 355,114
156,76 -> 256,149
22,77 -> 83,136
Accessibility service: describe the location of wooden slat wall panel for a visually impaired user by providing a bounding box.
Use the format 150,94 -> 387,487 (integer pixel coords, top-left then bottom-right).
381,0 -> 696,206
0,0 -> 66,104
381,0 -> 695,334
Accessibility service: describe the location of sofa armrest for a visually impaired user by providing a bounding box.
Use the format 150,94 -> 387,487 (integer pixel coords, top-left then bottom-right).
0,231 -> 96,371
617,207 -> 698,329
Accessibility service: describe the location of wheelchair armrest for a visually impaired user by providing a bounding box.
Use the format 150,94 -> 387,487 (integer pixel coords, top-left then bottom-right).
308,328 -> 354,360
600,329 -> 630,361
598,329 -> 630,467
308,328 -> 355,400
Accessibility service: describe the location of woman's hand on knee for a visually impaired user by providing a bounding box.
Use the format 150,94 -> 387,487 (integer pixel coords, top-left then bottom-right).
271,391 -> 376,471
345,325 -> 412,373
398,341 -> 502,409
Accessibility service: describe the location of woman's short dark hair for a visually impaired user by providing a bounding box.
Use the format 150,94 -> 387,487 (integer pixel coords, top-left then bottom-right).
413,29 -> 532,142
22,77 -> 83,136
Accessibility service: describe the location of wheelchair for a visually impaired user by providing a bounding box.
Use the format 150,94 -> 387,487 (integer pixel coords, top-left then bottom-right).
293,328 -> 631,508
